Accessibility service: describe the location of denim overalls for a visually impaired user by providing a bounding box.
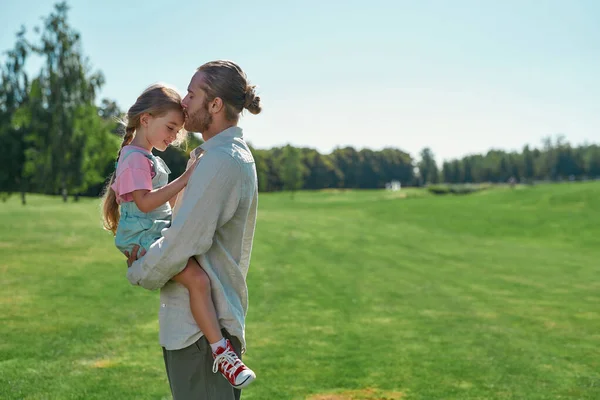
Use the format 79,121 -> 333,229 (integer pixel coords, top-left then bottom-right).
115,149 -> 172,253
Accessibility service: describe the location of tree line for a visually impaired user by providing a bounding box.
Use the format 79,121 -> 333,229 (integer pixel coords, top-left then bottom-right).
417,137 -> 600,186
1,3 -> 598,204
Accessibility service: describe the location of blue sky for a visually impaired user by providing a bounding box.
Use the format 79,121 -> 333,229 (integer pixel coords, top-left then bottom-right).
1,0 -> 599,162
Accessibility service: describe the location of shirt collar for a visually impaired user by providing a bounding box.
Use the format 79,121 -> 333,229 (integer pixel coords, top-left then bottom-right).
190,126 -> 242,160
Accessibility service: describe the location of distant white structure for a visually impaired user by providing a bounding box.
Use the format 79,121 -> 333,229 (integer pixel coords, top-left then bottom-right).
386,180 -> 401,191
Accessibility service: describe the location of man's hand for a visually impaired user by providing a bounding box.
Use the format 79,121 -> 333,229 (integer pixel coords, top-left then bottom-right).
124,245 -> 147,268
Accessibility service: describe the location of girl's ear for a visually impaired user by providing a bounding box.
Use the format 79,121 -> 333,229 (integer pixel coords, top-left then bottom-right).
140,112 -> 152,127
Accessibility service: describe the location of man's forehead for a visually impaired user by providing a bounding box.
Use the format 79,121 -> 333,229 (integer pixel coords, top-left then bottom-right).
189,71 -> 207,91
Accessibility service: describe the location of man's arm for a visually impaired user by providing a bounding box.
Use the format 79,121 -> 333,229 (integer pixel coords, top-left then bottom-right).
126,150 -> 241,290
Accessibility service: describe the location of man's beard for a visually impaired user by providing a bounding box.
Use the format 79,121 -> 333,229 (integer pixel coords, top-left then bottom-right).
184,100 -> 212,133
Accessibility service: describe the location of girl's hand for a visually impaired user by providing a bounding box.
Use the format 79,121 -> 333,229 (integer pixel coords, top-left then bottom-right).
124,245 -> 146,268
181,158 -> 200,184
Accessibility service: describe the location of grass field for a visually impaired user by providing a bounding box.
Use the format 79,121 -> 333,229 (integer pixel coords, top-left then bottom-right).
1,183 -> 599,399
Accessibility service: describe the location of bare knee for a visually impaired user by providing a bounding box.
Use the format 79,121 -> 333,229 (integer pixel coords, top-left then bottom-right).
176,261 -> 211,292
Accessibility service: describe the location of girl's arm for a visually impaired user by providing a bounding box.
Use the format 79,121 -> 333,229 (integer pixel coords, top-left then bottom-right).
168,193 -> 179,209
131,161 -> 198,213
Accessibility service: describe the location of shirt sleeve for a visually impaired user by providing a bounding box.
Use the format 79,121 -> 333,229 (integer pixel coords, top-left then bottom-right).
126,150 -> 242,290
111,152 -> 153,197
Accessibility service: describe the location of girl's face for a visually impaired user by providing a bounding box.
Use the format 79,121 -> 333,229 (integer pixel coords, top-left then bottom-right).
145,110 -> 184,152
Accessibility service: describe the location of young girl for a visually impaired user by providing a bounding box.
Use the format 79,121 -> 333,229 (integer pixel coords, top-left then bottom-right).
101,84 -> 255,388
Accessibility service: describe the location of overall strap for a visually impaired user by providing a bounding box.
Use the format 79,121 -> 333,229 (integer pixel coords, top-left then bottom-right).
117,148 -> 157,174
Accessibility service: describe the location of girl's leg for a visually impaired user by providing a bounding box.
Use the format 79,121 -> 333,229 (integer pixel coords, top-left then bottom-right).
173,258 -> 257,388
172,258 -> 223,344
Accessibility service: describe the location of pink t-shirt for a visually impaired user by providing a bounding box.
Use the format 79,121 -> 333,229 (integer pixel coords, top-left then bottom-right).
111,145 -> 155,204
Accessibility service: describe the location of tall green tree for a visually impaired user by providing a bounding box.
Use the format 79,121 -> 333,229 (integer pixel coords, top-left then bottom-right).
0,27 -> 30,203
417,147 -> 439,185
583,145 -> 600,178
300,148 -> 342,190
281,145 -> 305,197
26,1 -> 105,201
523,145 -> 535,183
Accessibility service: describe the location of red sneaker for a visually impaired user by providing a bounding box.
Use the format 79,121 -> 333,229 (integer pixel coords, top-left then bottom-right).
212,339 -> 256,389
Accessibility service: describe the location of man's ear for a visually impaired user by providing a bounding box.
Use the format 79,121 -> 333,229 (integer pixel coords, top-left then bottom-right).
210,97 -> 224,114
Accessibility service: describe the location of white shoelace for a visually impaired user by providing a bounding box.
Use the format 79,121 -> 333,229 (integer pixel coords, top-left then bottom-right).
212,348 -> 243,379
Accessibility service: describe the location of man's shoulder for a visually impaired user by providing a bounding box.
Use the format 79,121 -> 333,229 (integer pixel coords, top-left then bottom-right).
209,138 -> 254,165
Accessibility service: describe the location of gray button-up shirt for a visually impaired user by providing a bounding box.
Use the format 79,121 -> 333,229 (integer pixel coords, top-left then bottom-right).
127,126 -> 258,351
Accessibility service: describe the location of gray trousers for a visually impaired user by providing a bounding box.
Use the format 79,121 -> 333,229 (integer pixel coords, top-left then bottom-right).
163,330 -> 242,400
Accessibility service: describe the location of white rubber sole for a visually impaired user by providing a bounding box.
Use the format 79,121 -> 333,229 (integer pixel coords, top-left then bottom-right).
233,371 -> 256,389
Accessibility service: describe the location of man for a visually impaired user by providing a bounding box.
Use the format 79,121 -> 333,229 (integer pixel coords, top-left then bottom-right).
125,60 -> 262,400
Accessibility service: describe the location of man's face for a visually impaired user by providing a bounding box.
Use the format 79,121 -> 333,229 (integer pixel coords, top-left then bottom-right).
182,72 -> 213,133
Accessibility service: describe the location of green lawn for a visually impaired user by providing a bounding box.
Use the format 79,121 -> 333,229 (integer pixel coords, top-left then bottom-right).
1,183 -> 599,399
